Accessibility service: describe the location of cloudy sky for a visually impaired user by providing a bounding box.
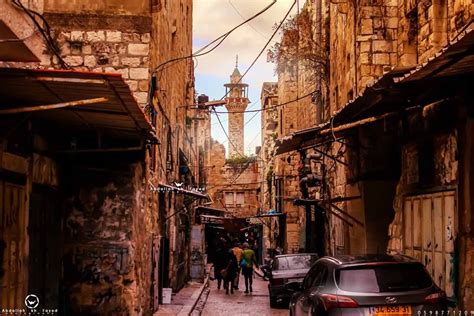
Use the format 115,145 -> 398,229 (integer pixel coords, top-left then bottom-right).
193,0 -> 296,156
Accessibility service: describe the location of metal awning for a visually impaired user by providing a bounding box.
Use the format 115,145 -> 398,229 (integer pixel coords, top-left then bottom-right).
158,183 -> 210,200
0,67 -> 157,142
275,123 -> 328,155
195,206 -> 231,215
275,23 -> 474,155
397,22 -> 474,83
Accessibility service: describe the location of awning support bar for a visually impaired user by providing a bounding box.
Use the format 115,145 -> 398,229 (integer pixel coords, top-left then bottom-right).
330,203 -> 364,227
0,97 -> 108,115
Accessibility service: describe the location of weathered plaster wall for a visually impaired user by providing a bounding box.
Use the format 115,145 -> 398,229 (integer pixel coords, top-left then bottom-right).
63,163 -> 153,315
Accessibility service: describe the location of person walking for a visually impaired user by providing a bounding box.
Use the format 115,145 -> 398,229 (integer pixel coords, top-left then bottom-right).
240,242 -> 257,294
213,243 -> 228,290
231,242 -> 243,290
223,249 -> 238,295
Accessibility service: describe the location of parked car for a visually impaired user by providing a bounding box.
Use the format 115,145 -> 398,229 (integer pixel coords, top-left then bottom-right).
268,253 -> 318,308
289,254 -> 448,316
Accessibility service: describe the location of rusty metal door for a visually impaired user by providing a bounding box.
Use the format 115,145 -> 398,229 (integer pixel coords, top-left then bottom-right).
403,191 -> 456,297
0,181 -> 28,309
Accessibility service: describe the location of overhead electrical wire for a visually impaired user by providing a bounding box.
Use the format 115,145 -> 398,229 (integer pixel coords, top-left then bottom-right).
152,0 -> 277,77
212,88 -> 317,114
12,0 -> 70,69
212,0 -> 297,159
228,0 -> 273,42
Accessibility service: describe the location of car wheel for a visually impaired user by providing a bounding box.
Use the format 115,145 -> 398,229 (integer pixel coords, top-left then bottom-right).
269,295 -> 278,308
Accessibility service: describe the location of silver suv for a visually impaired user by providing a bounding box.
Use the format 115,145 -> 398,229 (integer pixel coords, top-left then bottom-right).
289,254 -> 448,316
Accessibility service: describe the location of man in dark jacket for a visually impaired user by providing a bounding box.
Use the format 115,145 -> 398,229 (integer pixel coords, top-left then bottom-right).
223,249 -> 238,295
213,244 -> 227,290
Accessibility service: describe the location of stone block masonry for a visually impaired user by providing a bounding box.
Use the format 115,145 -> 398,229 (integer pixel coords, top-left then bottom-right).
40,28 -> 151,107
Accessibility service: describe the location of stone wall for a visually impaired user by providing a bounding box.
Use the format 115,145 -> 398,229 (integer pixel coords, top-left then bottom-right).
207,140 -> 260,219
0,0 -> 197,307
62,162 -> 154,315
149,0 -> 195,291
45,27 -> 151,106
260,82 -> 278,215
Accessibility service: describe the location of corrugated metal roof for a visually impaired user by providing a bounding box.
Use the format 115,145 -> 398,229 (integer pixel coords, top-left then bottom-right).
0,67 -> 156,141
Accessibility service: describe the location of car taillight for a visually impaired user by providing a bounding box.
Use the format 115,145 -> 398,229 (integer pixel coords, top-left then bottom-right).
320,294 -> 358,310
271,278 -> 285,286
424,291 -> 446,304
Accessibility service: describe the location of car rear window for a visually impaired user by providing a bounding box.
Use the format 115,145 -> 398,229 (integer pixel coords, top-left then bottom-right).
275,255 -> 318,270
336,263 -> 433,293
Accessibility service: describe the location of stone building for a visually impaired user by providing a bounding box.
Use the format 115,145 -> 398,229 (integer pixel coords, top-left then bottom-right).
0,0 -> 203,314
267,0 -> 474,309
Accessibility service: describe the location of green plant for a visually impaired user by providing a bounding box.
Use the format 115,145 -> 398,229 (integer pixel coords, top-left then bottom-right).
225,155 -> 256,165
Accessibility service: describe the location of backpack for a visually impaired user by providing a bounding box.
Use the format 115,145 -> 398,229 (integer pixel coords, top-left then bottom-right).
240,257 -> 248,269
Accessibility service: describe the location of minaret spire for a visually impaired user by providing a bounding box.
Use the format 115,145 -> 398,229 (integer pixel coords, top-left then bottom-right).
224,63 -> 249,157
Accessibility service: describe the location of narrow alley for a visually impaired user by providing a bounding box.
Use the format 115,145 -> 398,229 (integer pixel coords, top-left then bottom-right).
202,275 -> 287,316
0,0 -> 473,315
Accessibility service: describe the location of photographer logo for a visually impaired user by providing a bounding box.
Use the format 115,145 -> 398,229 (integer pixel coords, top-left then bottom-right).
24,294 -> 39,309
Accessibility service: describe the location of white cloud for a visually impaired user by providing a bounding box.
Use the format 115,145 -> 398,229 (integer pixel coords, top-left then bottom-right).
193,0 -> 294,78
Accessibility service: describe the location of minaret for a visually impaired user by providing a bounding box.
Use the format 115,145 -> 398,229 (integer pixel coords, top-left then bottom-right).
224,56 -> 249,157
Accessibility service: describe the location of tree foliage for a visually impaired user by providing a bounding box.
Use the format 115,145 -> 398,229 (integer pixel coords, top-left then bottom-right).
268,9 -> 327,83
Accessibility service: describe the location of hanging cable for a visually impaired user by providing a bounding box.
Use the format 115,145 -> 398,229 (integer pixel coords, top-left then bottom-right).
152,0 -> 277,77
212,0 -> 297,159
11,0 -> 70,69
211,89 -> 317,114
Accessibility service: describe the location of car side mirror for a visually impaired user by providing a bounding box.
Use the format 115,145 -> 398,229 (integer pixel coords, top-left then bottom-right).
285,281 -> 302,292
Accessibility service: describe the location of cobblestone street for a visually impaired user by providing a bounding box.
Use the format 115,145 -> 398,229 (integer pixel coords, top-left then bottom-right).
201,275 -> 288,316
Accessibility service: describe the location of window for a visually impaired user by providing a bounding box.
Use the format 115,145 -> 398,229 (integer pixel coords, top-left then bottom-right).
302,261 -> 324,289
236,192 -> 244,206
275,178 -> 284,213
275,255 -> 318,271
224,192 -> 245,206
224,192 -> 234,206
336,263 -> 433,293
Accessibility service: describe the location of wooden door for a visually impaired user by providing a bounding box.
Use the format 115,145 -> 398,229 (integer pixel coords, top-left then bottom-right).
0,181 -> 28,309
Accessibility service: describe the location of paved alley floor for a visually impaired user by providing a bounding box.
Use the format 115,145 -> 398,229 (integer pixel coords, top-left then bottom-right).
154,282 -> 204,316
201,276 -> 289,316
